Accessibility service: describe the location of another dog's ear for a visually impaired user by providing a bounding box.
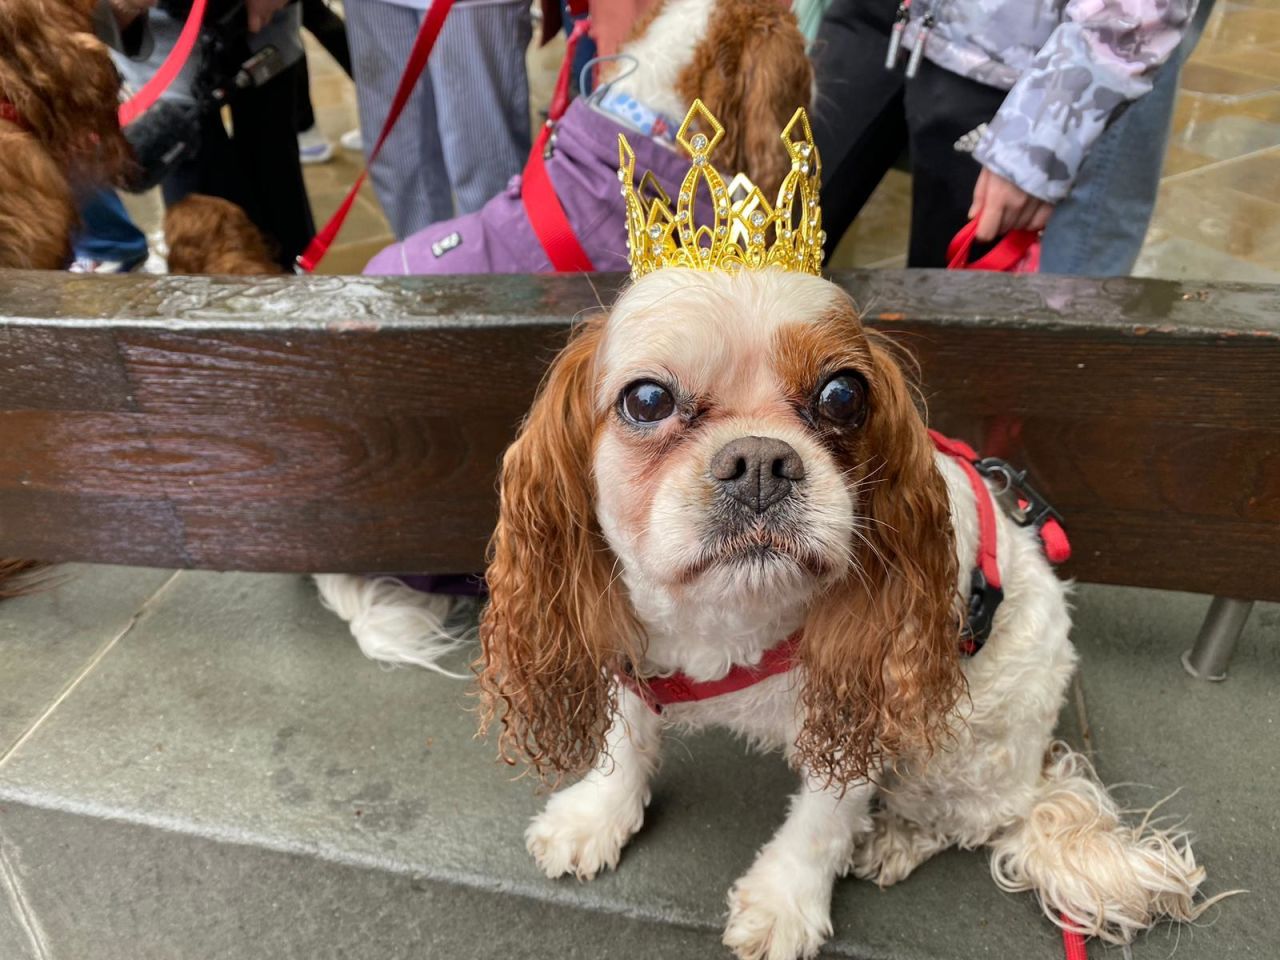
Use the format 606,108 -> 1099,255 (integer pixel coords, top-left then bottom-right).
734,8 -> 813,199
679,1 -> 813,199
477,317 -> 638,783
795,334 -> 964,787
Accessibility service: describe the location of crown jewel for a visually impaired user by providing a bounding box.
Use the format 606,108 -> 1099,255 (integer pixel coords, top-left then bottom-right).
618,99 -> 825,280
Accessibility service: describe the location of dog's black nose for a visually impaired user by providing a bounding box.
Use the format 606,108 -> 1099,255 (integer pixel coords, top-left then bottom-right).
710,436 -> 805,513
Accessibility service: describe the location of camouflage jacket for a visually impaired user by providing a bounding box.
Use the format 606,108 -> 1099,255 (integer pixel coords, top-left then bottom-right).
900,0 -> 1196,202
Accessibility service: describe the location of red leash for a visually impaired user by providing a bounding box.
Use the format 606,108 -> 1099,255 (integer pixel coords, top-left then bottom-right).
1061,914 -> 1088,959
297,0 -> 457,272
521,16 -> 595,272
117,0 -> 208,128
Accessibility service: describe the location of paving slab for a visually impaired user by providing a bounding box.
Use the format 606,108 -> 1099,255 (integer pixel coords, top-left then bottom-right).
0,801 -> 719,960
1069,585 -> 1278,957
0,566 -> 175,753
0,569 -> 1270,958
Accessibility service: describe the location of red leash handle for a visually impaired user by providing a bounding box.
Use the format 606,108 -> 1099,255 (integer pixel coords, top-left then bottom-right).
1060,914 -> 1089,960
946,218 -> 1039,272
521,16 -> 595,273
298,0 -> 457,273
118,0 -> 208,128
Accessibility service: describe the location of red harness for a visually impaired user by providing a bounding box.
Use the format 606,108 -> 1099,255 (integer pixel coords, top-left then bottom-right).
620,432 -> 1070,712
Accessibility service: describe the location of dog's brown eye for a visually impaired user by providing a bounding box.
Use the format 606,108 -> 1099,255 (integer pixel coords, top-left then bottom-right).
817,372 -> 868,426
620,380 -> 676,425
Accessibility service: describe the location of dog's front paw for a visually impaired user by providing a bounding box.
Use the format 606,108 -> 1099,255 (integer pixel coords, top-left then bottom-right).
723,855 -> 832,960
850,814 -> 942,888
525,781 -> 647,881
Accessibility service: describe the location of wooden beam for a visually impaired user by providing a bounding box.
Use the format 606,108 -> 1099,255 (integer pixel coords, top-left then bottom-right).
1,269 -> 1278,600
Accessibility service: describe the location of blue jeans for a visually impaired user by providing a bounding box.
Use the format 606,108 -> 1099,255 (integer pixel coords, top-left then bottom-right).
72,190 -> 149,267
1039,0 -> 1215,276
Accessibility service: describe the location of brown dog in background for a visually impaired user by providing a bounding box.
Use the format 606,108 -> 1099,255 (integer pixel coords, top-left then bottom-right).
164,194 -> 284,275
0,0 -> 130,269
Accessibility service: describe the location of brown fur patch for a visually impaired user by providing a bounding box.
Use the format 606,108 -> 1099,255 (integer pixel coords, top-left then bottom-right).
794,332 -> 966,787
165,195 -> 283,275
0,0 -> 128,269
771,305 -> 873,406
676,0 -> 812,198
477,318 -> 643,784
0,126 -> 77,268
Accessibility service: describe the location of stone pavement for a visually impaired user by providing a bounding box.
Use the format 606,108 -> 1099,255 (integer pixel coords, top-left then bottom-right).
0,568 -> 1273,959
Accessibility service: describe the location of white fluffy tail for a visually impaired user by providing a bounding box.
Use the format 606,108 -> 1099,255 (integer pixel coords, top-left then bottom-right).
989,745 -> 1231,944
313,574 -> 470,677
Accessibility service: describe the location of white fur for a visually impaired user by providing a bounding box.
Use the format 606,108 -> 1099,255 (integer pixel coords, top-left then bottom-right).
530,268 -> 1214,959
312,574 -> 467,676
608,0 -> 717,122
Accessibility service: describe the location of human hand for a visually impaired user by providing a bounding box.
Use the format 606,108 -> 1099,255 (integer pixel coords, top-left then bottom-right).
246,0 -> 289,33
107,0 -> 156,29
969,167 -> 1053,242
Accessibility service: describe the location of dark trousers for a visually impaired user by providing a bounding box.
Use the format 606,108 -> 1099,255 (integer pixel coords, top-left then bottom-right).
811,0 -> 1007,267
164,60 -> 315,269
295,0 -> 353,132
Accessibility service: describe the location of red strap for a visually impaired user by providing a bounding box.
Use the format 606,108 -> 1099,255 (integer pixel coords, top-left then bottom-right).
1061,914 -> 1088,960
929,430 -> 1001,590
297,0 -> 456,272
623,631 -> 801,714
521,17 -> 595,273
117,0 -> 208,128
946,219 -> 1039,272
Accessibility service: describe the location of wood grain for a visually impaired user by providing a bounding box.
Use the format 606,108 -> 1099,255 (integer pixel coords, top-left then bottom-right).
1,269 -> 1277,600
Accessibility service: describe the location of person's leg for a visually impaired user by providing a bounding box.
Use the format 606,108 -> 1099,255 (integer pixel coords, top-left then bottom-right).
228,58 -> 317,267
902,63 -> 1007,268
301,0 -> 353,76
810,0 -> 910,261
295,51 -> 317,133
430,0 -> 532,215
70,189 -> 150,270
1038,0 -> 1217,276
345,0 -> 452,237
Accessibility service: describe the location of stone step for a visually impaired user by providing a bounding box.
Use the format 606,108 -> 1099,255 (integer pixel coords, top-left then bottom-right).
0,568 -> 1272,959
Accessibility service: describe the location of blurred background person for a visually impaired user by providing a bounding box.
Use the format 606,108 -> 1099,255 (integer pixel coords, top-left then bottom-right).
344,0 -> 533,239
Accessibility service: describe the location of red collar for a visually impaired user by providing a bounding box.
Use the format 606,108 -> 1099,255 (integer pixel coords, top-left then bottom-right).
618,433 -> 1070,711
622,630 -> 802,715
0,100 -> 31,132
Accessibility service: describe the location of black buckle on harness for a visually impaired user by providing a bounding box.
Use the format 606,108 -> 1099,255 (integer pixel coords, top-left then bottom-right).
963,566 -> 1004,654
973,457 -> 1063,535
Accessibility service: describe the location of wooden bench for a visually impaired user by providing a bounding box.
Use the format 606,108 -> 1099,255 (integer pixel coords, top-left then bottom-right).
2,268 -> 1277,673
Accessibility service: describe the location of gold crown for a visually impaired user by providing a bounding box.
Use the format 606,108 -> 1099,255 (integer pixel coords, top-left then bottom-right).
618,99 -> 824,280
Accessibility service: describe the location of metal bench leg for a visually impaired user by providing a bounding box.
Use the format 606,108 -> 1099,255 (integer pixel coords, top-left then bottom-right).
1181,597 -> 1254,681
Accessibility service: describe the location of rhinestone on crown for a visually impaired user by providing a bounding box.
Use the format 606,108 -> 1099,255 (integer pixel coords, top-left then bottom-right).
618,99 -> 824,280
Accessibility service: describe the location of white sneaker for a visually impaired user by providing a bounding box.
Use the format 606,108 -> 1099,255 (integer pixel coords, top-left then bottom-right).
68,255 -> 145,273
298,125 -> 335,165
339,128 -> 363,153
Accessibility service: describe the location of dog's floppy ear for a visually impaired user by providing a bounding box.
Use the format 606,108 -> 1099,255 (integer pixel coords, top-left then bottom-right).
477,317 -> 639,782
794,334 -> 965,787
678,0 -> 813,199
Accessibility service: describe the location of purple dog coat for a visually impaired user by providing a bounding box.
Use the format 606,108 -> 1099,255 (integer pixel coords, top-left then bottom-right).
364,98 -> 702,276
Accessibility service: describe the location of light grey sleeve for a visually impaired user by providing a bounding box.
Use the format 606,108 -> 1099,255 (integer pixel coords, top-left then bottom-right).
974,0 -> 1196,203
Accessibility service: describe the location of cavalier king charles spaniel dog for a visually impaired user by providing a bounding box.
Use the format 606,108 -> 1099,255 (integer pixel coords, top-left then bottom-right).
0,0 -> 130,269
475,265 -> 1214,959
